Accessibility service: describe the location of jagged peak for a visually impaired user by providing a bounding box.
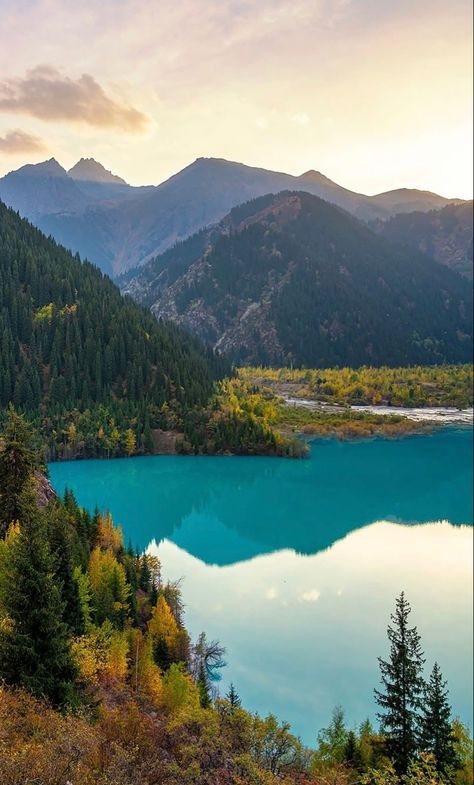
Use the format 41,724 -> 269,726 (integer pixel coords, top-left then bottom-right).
68,157 -> 128,185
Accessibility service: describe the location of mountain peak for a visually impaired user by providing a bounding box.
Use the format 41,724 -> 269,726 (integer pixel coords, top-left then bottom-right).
68,158 -> 127,185
299,170 -> 333,184
15,158 -> 67,178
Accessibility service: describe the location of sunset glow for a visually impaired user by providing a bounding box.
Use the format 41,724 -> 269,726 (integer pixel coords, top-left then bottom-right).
0,0 -> 472,197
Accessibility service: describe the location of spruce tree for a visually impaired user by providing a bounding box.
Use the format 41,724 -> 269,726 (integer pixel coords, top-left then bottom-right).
226,682 -> 241,710
139,553 -> 151,592
0,406 -> 39,535
420,663 -> 459,779
47,504 -> 85,634
0,497 -> 78,707
375,592 -> 425,774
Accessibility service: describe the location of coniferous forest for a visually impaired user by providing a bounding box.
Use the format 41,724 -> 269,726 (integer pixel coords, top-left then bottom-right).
0,200 -> 237,457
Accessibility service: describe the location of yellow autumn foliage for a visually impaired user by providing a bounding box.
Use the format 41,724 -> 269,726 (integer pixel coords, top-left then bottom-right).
148,595 -> 179,649
96,512 -> 124,554
72,622 -> 128,688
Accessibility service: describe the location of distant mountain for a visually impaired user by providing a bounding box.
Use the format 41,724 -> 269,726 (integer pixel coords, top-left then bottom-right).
371,202 -> 473,279
109,158 -> 466,273
0,156 -> 466,277
0,158 -> 89,219
68,157 -> 128,185
68,157 -> 153,201
371,188 -> 464,215
123,191 -> 473,367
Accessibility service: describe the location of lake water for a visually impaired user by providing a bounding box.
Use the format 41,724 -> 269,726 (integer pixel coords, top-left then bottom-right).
49,426 -> 473,745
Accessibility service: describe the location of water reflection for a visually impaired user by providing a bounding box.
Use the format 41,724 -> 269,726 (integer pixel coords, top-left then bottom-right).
48,427 -> 473,742
50,427 -> 473,562
149,521 -> 473,744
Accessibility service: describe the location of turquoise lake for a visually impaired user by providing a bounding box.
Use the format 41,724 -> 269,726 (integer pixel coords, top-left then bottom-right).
49,427 -> 473,745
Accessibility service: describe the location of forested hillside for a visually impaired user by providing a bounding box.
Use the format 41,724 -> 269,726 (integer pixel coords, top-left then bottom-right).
124,192 -> 473,367
0,200 -> 230,457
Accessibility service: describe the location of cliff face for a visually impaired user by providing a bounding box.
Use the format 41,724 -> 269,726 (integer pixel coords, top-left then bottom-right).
34,472 -> 56,508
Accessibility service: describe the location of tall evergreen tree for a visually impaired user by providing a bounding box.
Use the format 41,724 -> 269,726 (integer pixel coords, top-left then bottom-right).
0,406 -> 40,536
375,592 -> 425,774
197,662 -> 211,708
47,504 -> 85,634
226,682 -> 241,710
420,663 -> 459,779
0,498 -> 78,707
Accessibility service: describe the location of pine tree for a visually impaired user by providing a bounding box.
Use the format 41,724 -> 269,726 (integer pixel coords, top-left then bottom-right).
226,682 -> 241,710
0,498 -> 78,707
375,592 -> 425,774
420,663 -> 459,779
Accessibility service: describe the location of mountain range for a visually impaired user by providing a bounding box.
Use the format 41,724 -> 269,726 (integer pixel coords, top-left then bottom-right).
0,156 -> 465,277
123,191 -> 473,367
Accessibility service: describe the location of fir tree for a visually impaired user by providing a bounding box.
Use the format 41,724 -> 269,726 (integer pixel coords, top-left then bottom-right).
226,682 -> 241,710
375,592 -> 425,775
420,663 -> 459,779
0,499 -> 78,707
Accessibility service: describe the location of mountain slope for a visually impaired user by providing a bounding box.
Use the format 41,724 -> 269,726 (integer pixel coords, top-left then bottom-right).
123,191 -> 473,367
0,199 -> 224,416
0,157 -> 465,276
371,202 -> 473,279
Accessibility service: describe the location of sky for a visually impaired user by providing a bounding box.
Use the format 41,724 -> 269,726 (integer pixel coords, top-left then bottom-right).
0,0 -> 472,197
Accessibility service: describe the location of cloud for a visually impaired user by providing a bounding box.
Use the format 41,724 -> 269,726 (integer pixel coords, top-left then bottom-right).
0,66 -> 149,132
0,128 -> 47,154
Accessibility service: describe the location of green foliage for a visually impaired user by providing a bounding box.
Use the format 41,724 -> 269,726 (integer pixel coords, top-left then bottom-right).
420,663 -> 459,779
0,199 -> 230,459
375,593 -> 426,774
0,503 -> 78,707
0,406 -> 41,535
178,379 -> 308,457
315,706 -> 349,765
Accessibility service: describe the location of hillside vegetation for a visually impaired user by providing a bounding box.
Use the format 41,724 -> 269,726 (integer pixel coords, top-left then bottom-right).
240,365 -> 474,409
